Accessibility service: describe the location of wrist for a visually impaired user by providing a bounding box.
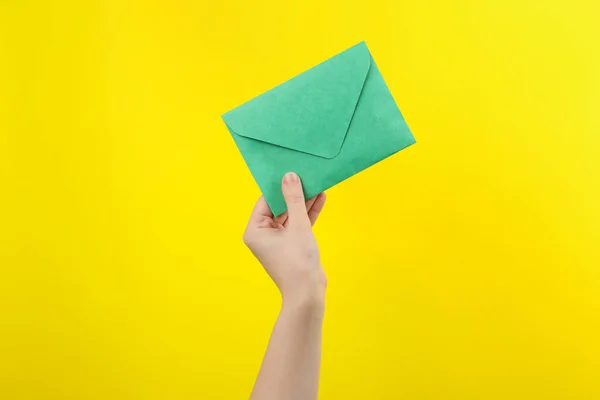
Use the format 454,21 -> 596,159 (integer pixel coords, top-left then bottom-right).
281,284 -> 326,318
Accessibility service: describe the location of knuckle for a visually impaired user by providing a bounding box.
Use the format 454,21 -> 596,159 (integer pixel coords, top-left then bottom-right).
284,188 -> 302,198
286,193 -> 305,204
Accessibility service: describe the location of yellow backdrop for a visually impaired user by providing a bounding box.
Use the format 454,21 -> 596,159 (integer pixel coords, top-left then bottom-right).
1,0 -> 599,399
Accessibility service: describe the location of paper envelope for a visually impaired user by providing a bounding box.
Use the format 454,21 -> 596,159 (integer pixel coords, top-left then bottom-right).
222,41 -> 416,216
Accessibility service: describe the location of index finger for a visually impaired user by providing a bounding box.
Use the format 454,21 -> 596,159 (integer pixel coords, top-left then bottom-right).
248,196 -> 273,223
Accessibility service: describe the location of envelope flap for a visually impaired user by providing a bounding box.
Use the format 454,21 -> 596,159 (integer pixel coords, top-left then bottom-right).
222,42 -> 371,159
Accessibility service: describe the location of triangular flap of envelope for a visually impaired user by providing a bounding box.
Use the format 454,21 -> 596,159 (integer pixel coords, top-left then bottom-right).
222,42 -> 371,159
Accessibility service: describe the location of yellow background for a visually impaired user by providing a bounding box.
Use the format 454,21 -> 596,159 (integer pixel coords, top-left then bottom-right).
1,0 -> 599,398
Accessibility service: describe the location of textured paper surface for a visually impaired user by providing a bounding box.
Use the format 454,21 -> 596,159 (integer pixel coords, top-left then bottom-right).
223,41 -> 416,215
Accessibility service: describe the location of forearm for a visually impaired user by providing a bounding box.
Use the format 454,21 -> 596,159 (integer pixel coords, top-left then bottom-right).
250,290 -> 326,400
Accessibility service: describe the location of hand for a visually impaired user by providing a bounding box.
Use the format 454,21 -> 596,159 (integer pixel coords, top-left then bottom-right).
243,172 -> 327,306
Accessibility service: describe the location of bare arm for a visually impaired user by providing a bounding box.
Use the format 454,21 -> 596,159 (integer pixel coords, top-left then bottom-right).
251,290 -> 325,400
243,172 -> 327,400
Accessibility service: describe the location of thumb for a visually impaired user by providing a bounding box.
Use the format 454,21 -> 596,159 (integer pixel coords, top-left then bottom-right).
281,172 -> 310,229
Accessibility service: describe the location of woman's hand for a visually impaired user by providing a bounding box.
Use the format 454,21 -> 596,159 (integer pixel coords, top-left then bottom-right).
243,172 -> 327,306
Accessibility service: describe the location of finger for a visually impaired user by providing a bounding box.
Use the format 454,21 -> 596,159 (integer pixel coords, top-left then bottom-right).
305,195 -> 318,212
248,196 -> 273,225
308,192 -> 326,226
281,172 -> 311,229
275,195 -> 319,227
274,211 -> 288,226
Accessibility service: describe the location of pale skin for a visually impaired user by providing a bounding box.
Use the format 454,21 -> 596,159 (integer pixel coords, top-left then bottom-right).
244,172 -> 327,400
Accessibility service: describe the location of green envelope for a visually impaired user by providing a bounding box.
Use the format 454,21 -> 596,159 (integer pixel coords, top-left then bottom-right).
222,41 -> 416,216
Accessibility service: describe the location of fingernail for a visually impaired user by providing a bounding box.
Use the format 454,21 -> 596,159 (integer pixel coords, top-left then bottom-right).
284,172 -> 298,184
